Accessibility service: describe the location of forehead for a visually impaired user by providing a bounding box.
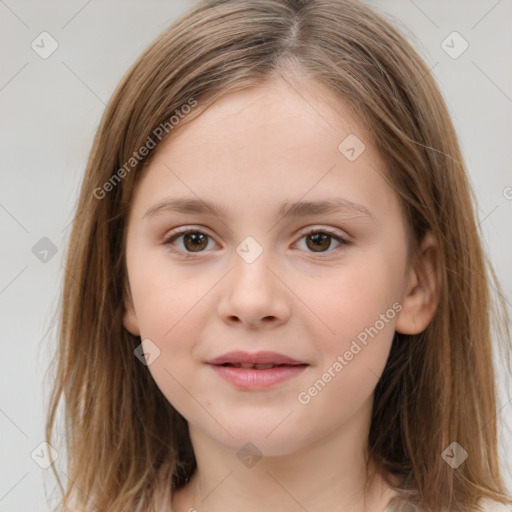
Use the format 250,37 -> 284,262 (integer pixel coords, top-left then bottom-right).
169,77 -> 368,150
129,77 -> 396,224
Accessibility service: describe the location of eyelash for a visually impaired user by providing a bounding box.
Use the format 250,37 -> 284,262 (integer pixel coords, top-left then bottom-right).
163,227 -> 349,259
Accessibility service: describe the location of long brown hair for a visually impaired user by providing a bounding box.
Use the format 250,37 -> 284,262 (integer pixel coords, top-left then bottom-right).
44,0 -> 512,510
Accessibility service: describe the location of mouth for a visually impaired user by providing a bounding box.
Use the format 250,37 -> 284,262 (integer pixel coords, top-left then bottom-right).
207,350 -> 307,367
214,362 -> 306,370
206,352 -> 309,389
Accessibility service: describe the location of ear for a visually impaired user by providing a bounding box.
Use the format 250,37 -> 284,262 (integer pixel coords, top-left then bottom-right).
123,283 -> 141,336
395,231 -> 441,335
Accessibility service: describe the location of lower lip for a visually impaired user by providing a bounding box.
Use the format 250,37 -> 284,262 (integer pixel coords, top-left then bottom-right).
208,364 -> 308,390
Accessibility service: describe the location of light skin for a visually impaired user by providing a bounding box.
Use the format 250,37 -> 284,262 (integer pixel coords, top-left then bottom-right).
122,74 -> 440,512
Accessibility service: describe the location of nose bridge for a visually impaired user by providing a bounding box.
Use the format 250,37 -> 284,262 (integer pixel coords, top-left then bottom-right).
231,234 -> 274,291
235,234 -> 267,267
217,234 -> 290,327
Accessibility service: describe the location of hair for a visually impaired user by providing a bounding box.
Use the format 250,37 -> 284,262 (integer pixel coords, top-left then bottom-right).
44,0 -> 512,511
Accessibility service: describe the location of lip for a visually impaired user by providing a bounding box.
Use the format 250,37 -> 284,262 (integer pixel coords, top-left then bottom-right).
208,364 -> 308,390
206,351 -> 309,390
207,350 -> 306,366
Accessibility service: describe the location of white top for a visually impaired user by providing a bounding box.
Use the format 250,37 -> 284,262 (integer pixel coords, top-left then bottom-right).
478,499 -> 512,512
382,497 -> 512,512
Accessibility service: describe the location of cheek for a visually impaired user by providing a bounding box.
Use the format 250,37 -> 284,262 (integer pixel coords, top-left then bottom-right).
130,262 -> 213,420
293,250 -> 402,393
294,272 -> 398,421
128,245 -> 203,336
301,254 -> 402,342
127,247 -> 220,379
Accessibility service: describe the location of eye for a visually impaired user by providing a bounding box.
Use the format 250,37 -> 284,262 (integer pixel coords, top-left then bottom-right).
295,228 -> 348,256
164,226 -> 348,258
163,228 -> 217,258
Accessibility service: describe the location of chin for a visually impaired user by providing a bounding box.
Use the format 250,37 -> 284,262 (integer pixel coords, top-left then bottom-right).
211,424 -> 308,458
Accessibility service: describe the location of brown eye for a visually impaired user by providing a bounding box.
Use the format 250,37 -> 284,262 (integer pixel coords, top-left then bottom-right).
181,232 -> 208,252
164,229 -> 214,256
305,232 -> 332,252
296,229 -> 348,255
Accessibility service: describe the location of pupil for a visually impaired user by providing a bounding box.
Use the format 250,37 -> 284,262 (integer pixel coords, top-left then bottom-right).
308,233 -> 330,252
184,233 -> 207,252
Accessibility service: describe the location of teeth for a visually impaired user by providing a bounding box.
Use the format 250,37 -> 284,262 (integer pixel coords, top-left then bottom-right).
227,363 -> 278,369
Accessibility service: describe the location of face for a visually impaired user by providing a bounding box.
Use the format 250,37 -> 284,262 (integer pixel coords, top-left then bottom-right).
123,77 -> 413,456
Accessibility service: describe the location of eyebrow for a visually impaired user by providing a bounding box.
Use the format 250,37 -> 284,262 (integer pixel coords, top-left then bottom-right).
143,196 -> 374,221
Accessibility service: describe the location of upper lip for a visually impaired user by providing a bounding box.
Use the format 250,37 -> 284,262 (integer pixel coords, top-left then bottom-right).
207,351 -> 306,366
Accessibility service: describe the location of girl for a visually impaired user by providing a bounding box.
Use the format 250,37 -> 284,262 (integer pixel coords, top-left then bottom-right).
45,0 -> 512,511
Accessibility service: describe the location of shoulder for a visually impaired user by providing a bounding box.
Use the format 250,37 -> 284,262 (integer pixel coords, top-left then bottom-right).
477,498 -> 512,512
382,497 -> 512,512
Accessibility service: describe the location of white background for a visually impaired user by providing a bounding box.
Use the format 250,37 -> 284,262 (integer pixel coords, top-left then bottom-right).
1,1 -> 511,510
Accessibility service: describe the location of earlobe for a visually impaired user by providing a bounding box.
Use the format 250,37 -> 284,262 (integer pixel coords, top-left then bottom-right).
123,288 -> 141,336
395,231 -> 441,335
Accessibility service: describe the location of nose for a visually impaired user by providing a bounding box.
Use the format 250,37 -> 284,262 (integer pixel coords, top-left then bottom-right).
217,244 -> 291,329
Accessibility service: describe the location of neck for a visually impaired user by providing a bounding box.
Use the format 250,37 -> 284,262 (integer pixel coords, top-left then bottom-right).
171,396 -> 398,512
